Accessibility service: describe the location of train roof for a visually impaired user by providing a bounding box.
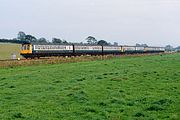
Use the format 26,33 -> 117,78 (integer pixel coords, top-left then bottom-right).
26,43 -> 164,48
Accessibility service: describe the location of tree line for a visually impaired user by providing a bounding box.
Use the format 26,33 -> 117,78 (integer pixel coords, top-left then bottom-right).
1,31 -> 178,50
0,31 -> 118,46
0,31 -> 119,46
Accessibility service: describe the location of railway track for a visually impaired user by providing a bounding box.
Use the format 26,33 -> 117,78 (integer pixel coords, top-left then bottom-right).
0,57 -> 51,62
0,59 -> 20,62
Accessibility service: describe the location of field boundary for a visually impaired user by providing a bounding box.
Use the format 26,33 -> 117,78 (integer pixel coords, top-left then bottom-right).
0,53 -> 175,68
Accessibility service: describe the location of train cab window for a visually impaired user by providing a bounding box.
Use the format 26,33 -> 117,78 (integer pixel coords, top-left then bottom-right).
22,45 -> 26,50
27,45 -> 30,50
22,44 -> 30,50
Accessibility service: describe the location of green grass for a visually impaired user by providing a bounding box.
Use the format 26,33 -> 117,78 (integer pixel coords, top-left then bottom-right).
0,43 -> 22,60
0,53 -> 180,120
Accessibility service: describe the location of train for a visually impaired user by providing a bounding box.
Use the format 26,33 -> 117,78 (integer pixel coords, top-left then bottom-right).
20,43 -> 165,59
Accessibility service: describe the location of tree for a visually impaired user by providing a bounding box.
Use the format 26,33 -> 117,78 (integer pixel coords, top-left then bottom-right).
165,45 -> 173,51
52,38 -> 62,44
38,38 -> 47,43
86,36 -> 97,44
175,46 -> 180,50
175,46 -> 180,52
97,40 -> 108,46
108,42 -> 112,46
113,42 -> 118,46
25,35 -> 37,42
62,40 -> 68,44
17,31 -> 26,40
136,43 -> 141,46
142,44 -> 148,47
136,43 -> 148,47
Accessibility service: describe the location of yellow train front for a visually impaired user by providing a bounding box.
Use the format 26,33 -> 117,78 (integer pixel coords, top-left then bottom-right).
20,44 -> 33,58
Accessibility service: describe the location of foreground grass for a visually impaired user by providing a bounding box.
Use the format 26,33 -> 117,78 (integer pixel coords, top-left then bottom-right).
0,43 -> 22,60
0,53 -> 179,120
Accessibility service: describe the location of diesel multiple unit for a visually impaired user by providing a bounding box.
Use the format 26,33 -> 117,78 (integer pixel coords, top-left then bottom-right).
20,43 -> 165,58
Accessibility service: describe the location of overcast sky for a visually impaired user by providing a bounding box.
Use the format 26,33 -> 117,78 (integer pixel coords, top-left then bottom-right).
0,0 -> 180,47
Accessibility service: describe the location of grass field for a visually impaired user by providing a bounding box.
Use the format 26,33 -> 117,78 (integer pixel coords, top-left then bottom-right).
0,53 -> 179,120
0,43 -> 22,60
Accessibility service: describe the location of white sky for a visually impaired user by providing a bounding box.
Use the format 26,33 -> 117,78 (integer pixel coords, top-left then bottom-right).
0,0 -> 180,47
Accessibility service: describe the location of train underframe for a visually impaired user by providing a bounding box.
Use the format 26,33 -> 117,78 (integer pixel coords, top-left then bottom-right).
21,50 -> 164,59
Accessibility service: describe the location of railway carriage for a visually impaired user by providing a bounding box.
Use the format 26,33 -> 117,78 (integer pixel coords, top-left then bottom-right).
103,46 -> 122,55
74,45 -> 102,55
122,46 -> 136,53
144,47 -> 165,53
135,46 -> 145,53
33,45 -> 73,53
21,44 -> 74,58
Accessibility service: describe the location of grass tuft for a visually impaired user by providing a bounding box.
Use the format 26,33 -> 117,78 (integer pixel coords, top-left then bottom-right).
84,107 -> 97,113
146,105 -> 164,111
134,112 -> 145,117
13,112 -> 24,119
